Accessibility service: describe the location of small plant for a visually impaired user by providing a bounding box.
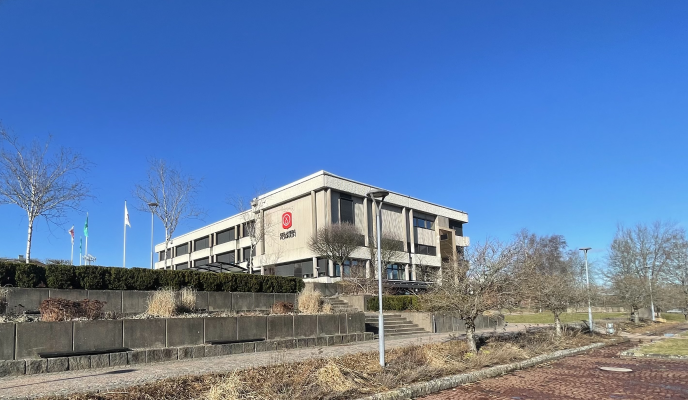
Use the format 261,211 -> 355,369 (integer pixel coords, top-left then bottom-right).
147,287 -> 198,317
147,289 -> 178,317
321,303 -> 334,314
39,298 -> 105,322
178,287 -> 197,313
271,301 -> 294,314
297,288 -> 324,314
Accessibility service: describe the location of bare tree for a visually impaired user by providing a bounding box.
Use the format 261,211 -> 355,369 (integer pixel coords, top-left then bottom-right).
133,159 -> 203,269
368,232 -> 405,279
666,238 -> 688,320
608,221 -> 685,320
420,238 -> 519,353
514,230 -> 585,335
308,222 -> 362,276
0,126 -> 91,263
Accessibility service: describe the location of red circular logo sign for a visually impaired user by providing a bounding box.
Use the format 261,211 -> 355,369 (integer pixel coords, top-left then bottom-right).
282,212 -> 292,229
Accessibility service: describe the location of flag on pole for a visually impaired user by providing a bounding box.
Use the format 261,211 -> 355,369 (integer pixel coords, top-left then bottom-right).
84,215 -> 89,237
125,202 -> 131,227
68,226 -> 74,244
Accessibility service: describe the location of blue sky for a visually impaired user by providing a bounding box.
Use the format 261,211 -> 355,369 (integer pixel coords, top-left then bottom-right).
0,1 -> 686,273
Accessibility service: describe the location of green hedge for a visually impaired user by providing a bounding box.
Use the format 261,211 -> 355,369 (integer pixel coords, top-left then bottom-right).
0,261 -> 304,293
367,295 -> 419,311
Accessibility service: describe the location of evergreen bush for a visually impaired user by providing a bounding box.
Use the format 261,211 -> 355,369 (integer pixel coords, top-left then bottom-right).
367,295 -> 419,311
15,263 -> 46,288
45,264 -> 76,289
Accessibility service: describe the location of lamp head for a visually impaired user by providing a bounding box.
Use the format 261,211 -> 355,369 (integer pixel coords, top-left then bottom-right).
148,202 -> 159,208
579,247 -> 591,251
367,189 -> 390,200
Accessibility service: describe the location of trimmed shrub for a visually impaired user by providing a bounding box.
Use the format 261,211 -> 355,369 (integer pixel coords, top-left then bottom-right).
15,263 -> 46,288
129,267 -> 158,290
0,262 -> 17,287
45,264 -> 76,289
0,261 -> 303,293
368,295 -> 419,311
74,266 -> 107,290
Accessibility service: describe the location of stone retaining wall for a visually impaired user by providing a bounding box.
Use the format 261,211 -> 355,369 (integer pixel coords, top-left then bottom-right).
3,288 -> 297,315
0,331 -> 375,377
0,312 -> 366,360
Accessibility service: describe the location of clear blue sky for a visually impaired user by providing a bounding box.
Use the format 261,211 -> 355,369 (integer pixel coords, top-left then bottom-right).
1,1 -> 686,272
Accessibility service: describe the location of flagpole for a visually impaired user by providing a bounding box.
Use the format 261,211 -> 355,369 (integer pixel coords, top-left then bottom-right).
123,201 -> 127,268
71,240 -> 74,265
85,212 -> 89,265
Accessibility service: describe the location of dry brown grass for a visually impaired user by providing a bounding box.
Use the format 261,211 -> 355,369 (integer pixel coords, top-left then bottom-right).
0,287 -> 8,314
321,302 -> 334,314
297,288 -> 323,314
39,298 -> 105,322
147,288 -> 197,317
271,301 -> 294,314
45,327 -> 612,400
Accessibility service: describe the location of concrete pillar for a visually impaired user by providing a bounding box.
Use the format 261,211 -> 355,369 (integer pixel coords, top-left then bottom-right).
326,188 -> 332,226
412,264 -> 417,281
365,260 -> 371,279
260,210 -> 265,255
328,259 -> 334,277
409,209 -> 416,279
363,197 -> 369,246
404,264 -> 410,281
402,207 -> 408,252
311,190 -> 317,233
312,256 -> 319,278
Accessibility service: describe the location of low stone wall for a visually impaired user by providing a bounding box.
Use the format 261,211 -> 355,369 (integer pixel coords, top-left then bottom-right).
0,331 -> 375,377
566,306 -> 627,313
0,312 -> 366,360
431,314 -> 503,333
3,288 -> 297,315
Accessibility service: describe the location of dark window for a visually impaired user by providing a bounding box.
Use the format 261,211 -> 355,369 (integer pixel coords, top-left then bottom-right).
176,262 -> 188,270
242,247 -> 253,263
217,228 -> 235,244
413,217 -> 435,230
440,233 -> 448,240
449,220 -> 463,236
386,264 -> 403,280
194,237 -> 209,251
175,243 -> 189,256
317,258 -> 328,275
340,198 -> 354,224
415,244 -> 437,256
194,258 -> 209,268
216,251 -> 235,264
242,222 -> 254,238
159,249 -> 172,261
337,259 -> 362,277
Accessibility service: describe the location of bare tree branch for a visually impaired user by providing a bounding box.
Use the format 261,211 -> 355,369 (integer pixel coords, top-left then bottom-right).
0,124 -> 92,262
133,159 -> 204,269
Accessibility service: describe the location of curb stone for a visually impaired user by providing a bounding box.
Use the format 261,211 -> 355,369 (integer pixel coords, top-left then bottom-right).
355,340 -> 624,400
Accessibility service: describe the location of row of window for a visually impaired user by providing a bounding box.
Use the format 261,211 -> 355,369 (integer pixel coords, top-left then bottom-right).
413,217 -> 435,230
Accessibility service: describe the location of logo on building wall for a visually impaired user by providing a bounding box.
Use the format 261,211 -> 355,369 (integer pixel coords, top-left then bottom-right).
282,212 -> 292,229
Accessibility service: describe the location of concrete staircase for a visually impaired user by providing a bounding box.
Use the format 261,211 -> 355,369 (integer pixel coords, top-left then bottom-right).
326,297 -> 359,313
365,313 -> 428,338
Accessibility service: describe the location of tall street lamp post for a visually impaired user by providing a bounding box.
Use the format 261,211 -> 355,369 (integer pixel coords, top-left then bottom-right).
579,247 -> 593,334
148,202 -> 158,269
368,189 -> 389,367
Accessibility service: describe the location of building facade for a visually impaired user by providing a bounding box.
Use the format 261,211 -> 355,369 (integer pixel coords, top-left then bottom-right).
154,171 -> 469,283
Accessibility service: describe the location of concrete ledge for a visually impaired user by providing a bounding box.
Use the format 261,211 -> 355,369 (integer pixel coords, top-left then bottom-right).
354,342 -> 611,400
26,359 -> 47,375
0,360 -> 25,377
68,355 -> 90,370
110,352 -> 128,367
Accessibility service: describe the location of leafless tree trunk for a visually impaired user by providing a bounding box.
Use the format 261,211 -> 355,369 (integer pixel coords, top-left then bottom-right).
420,238 -> 519,352
608,221 -> 685,321
133,159 -> 204,269
0,125 -> 91,263
228,193 -> 279,274
308,222 -> 362,277
513,230 -> 585,336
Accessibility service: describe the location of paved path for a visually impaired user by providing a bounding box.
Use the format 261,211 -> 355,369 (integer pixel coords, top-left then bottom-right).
419,342 -> 688,400
0,325 -> 520,400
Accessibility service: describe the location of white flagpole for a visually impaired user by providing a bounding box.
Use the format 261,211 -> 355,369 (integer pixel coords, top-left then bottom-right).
123,201 -> 127,268
85,212 -> 89,265
71,240 -> 74,265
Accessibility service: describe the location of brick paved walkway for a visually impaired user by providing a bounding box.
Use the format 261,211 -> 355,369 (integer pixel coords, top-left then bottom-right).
419,342 -> 688,400
0,330 -> 476,400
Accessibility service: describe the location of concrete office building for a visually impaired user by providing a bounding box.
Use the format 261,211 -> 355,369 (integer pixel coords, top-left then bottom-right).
154,171 -> 469,284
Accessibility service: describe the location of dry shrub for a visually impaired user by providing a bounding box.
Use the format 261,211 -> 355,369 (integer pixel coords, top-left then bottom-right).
39,298 -> 105,322
297,288 -> 323,314
271,301 -> 294,314
178,287 -> 197,313
321,302 -> 334,314
147,287 -> 198,317
147,289 -> 178,317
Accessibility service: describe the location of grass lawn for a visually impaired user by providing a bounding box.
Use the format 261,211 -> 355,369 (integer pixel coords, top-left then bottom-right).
637,338 -> 688,356
661,313 -> 686,322
504,312 -> 627,324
